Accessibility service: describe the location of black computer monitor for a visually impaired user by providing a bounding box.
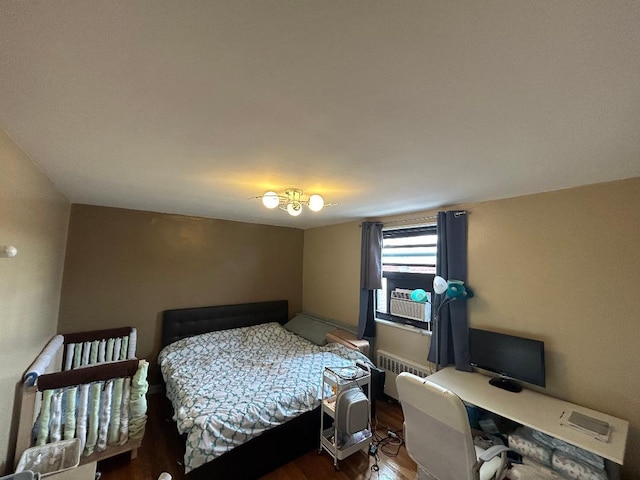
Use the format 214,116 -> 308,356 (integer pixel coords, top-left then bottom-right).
469,328 -> 545,392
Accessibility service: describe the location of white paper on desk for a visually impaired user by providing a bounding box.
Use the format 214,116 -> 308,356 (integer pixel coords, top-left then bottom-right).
558,410 -> 611,443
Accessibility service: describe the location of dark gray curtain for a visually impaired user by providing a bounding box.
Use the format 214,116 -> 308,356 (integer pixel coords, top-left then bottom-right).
427,211 -> 471,371
358,222 -> 383,346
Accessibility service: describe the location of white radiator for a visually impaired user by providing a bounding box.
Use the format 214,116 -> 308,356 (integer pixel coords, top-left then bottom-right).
376,350 -> 431,400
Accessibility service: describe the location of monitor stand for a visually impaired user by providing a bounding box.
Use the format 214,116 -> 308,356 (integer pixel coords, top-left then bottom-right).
489,376 -> 522,393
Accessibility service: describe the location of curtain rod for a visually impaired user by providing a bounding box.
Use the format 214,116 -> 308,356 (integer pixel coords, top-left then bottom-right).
360,210 -> 467,227
382,215 -> 437,226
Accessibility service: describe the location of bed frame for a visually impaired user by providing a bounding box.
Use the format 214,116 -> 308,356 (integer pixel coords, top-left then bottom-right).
15,327 -> 148,471
161,299 -> 290,348
161,299 -> 382,479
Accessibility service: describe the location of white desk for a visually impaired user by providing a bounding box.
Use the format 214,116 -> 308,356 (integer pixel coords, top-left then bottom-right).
427,367 -> 629,467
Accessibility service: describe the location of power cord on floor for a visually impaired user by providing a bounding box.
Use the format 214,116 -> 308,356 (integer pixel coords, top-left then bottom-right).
367,421 -> 405,478
368,444 -> 380,479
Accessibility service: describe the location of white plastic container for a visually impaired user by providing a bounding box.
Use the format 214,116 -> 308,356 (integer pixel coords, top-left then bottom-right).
16,439 -> 81,477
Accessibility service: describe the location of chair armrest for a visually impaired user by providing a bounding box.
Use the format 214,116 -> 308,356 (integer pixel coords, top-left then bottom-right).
474,445 -> 510,480
478,445 -> 509,463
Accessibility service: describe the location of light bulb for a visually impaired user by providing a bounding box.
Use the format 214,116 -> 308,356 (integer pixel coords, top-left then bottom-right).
262,191 -> 280,209
287,202 -> 302,216
410,289 -> 428,303
446,281 -> 465,298
308,194 -> 324,212
433,276 -> 448,295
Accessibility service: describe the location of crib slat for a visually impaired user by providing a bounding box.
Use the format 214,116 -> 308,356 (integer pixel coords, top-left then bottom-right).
113,338 -> 122,361
96,380 -> 114,452
64,344 -> 75,371
72,344 -> 82,369
62,327 -> 133,345
64,386 -> 78,440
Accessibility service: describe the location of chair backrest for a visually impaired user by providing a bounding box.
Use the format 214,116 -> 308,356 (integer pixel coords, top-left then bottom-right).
396,372 -> 478,480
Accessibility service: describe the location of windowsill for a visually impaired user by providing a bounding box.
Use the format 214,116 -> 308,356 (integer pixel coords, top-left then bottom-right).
375,317 -> 432,335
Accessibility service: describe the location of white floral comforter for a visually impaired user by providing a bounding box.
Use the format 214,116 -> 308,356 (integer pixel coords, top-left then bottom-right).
158,322 -> 371,472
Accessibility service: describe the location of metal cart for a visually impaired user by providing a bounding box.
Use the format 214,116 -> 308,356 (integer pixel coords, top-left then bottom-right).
319,361 -> 372,469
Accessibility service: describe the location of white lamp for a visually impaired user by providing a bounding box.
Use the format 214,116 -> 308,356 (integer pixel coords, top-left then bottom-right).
433,276 -> 448,295
262,191 -> 280,209
431,275 -> 474,371
308,194 -> 325,212
258,189 -> 333,216
286,202 -> 302,216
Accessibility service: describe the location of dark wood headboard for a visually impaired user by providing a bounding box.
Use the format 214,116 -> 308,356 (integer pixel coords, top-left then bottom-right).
161,300 -> 289,348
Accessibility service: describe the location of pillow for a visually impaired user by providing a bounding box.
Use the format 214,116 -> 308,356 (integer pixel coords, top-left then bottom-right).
283,315 -> 335,346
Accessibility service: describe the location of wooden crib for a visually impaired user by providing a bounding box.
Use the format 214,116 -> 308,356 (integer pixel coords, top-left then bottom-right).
15,327 -> 148,470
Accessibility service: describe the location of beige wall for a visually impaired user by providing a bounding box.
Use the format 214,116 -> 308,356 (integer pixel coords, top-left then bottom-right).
58,205 -> 304,383
302,222 -> 361,326
0,129 -> 70,474
303,177 -> 640,479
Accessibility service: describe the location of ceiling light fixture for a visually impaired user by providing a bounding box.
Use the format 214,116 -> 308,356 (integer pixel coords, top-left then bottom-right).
260,189 -> 333,217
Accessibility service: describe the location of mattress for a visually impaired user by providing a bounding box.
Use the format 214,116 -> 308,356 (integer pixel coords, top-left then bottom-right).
158,322 -> 371,472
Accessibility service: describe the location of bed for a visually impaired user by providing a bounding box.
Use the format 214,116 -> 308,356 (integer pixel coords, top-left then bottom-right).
15,327 -> 149,473
159,299 -> 383,479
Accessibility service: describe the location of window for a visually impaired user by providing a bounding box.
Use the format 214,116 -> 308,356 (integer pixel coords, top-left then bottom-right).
375,225 -> 437,331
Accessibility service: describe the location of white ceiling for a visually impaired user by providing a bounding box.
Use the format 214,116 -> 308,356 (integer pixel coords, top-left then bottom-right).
1,1 -> 639,229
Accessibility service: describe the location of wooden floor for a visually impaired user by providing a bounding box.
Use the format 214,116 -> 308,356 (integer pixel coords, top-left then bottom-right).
97,393 -> 417,480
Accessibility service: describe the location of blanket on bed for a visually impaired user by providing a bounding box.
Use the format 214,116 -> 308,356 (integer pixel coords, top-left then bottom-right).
158,322 -> 371,472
